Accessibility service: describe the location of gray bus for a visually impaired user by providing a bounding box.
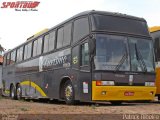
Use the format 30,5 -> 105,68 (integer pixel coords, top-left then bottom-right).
2,10 -> 156,104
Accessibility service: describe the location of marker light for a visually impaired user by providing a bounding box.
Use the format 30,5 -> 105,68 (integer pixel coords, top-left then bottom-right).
96,81 -> 115,86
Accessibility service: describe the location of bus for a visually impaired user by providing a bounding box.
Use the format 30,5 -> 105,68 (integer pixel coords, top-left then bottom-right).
2,10 -> 156,105
149,26 -> 160,100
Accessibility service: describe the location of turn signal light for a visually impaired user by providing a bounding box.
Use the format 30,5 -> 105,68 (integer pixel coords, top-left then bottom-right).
96,81 -> 115,86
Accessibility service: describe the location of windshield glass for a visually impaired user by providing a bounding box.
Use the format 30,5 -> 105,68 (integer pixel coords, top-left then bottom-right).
129,37 -> 154,72
94,34 -> 129,71
94,34 -> 154,72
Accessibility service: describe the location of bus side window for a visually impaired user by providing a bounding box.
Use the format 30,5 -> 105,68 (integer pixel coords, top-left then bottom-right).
10,50 -> 16,64
33,39 -> 38,57
24,42 -> 32,60
43,34 -> 49,53
63,23 -> 72,46
24,44 -> 28,60
81,42 -> 89,66
37,37 -> 42,55
17,46 -> 23,62
3,55 -> 6,66
49,31 -> 55,51
57,27 -> 64,49
6,53 -> 10,65
73,17 -> 89,43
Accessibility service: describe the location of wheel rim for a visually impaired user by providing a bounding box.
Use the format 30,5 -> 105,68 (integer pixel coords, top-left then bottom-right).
16,87 -> 21,99
11,87 -> 14,98
65,85 -> 73,100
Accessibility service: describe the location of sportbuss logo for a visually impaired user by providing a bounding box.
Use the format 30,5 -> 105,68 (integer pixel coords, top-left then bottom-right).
1,1 -> 40,11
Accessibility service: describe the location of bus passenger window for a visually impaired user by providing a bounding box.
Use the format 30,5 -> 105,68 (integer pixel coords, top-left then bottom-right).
49,31 -> 55,51
10,50 -> 16,64
73,17 -> 89,43
37,37 -> 42,55
16,46 -> 23,62
81,43 -> 89,66
33,40 -> 38,57
3,55 -> 7,66
57,27 -> 64,49
6,53 -> 10,65
63,23 -> 72,46
24,42 -> 32,60
43,34 -> 49,53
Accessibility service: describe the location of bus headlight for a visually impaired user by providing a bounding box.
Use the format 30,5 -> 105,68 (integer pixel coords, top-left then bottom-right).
145,82 -> 155,86
96,81 -> 115,86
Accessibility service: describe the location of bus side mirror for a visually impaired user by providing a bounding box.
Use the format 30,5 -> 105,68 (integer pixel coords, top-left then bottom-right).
89,38 -> 96,55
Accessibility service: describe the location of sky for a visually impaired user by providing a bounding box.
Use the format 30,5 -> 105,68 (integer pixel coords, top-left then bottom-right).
0,0 -> 160,50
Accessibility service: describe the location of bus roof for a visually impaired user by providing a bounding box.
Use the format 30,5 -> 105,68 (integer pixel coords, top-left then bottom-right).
149,26 -> 160,33
5,10 -> 147,54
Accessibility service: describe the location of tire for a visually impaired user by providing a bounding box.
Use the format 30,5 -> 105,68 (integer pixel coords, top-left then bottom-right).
16,84 -> 22,100
64,81 -> 75,105
158,95 -> 160,101
10,85 -> 16,100
110,101 -> 122,105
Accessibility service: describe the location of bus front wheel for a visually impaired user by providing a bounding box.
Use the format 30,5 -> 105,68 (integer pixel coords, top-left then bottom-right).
64,81 -> 75,105
10,85 -> 16,100
16,84 -> 22,100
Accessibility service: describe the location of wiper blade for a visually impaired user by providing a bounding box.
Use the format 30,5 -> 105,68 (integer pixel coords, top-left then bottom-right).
135,44 -> 147,72
115,46 -> 128,72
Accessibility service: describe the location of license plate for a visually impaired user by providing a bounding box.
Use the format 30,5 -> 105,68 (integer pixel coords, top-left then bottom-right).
124,91 -> 134,96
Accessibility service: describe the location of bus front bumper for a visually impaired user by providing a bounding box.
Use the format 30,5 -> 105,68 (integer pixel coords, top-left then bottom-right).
92,81 -> 156,101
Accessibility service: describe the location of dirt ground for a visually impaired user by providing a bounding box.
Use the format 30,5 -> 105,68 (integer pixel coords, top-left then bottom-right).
0,97 -> 160,120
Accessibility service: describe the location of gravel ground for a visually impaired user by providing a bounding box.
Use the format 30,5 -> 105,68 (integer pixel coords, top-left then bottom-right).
0,97 -> 160,120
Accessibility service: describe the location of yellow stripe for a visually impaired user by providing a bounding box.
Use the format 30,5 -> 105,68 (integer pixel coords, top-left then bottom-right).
20,81 -> 47,97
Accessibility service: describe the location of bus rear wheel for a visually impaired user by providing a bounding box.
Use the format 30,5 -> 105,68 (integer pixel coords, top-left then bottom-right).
64,81 -> 75,105
10,85 -> 16,100
16,84 -> 22,100
158,95 -> 160,101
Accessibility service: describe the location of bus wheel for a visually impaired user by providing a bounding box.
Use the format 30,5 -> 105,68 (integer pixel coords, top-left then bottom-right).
110,101 -> 122,105
64,81 -> 75,105
10,85 -> 16,100
158,95 -> 160,101
16,84 -> 22,100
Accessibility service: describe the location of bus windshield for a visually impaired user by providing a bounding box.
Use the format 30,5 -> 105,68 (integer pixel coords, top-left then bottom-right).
129,37 -> 154,72
94,34 -> 154,72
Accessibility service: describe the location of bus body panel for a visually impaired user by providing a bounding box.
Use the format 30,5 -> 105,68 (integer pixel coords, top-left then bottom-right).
92,81 -> 156,100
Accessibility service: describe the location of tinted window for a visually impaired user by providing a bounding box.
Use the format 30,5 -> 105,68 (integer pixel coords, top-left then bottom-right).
63,23 -> 72,46
7,53 -> 10,65
3,55 -> 6,66
17,47 -> 23,62
57,27 -> 64,49
33,40 -> 37,57
37,37 -> 42,55
91,14 -> 149,36
81,43 -> 89,66
24,42 -> 32,60
24,44 -> 28,60
27,42 -> 32,59
73,17 -> 89,42
10,50 -> 16,64
43,34 -> 49,53
49,31 -> 55,51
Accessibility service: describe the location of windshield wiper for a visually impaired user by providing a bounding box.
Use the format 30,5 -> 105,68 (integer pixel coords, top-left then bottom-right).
115,46 -> 128,72
135,44 -> 147,72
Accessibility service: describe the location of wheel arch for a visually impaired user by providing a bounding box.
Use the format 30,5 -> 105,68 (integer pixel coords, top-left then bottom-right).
59,76 -> 72,99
